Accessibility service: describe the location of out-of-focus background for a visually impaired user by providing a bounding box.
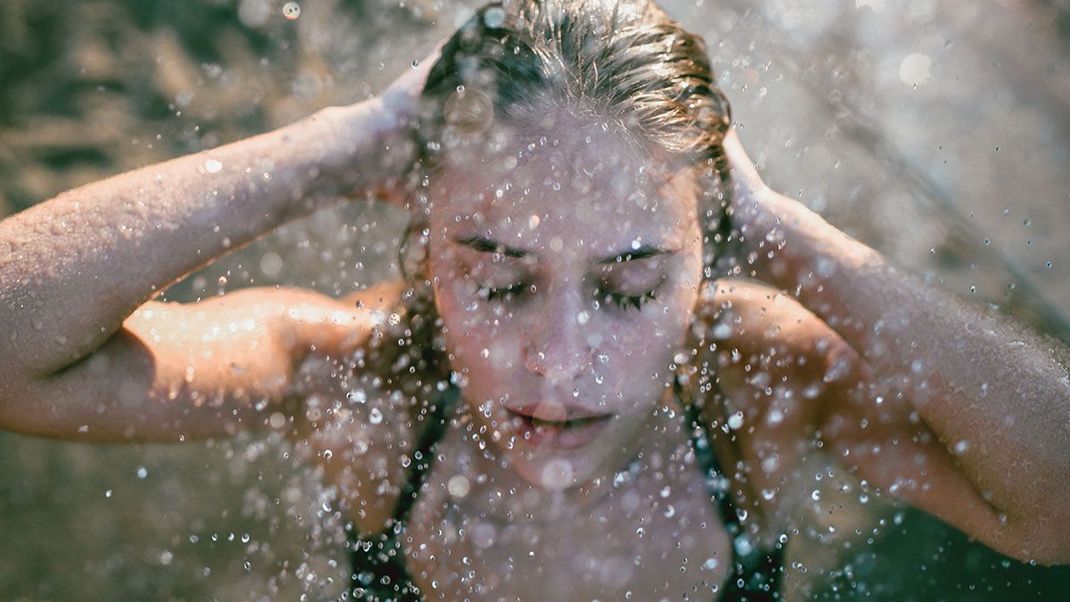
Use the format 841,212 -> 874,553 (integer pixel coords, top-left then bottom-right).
1,0 -> 1068,599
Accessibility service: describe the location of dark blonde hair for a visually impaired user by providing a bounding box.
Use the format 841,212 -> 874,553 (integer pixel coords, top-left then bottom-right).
402,0 -> 734,280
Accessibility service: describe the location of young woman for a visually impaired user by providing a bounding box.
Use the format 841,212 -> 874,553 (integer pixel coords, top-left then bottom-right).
1,0 -> 1068,599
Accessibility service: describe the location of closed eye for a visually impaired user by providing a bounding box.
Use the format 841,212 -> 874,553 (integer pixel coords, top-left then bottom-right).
477,281 -> 661,312
598,287 -> 658,311
477,281 -> 532,302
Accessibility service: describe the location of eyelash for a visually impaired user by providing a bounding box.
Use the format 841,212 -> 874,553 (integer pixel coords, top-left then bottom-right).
477,282 -> 659,311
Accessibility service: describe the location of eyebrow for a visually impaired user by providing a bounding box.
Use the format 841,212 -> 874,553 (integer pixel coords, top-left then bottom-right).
452,235 -> 676,264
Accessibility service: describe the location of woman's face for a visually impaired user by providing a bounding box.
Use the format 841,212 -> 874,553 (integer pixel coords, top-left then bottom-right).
426,115 -> 705,489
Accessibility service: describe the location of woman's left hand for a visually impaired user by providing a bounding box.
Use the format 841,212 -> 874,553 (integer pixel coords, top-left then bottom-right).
714,127 -> 1070,565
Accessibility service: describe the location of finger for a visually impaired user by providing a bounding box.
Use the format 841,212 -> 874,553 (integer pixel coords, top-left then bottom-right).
723,129 -> 766,193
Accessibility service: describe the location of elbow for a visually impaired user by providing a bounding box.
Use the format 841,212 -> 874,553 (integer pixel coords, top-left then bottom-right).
999,523 -> 1070,566
997,495 -> 1070,566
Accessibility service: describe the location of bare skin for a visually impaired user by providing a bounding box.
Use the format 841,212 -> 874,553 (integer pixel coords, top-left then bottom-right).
1,51 -> 1069,600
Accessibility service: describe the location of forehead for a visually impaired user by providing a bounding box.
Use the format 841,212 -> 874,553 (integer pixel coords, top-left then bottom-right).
428,117 -> 698,254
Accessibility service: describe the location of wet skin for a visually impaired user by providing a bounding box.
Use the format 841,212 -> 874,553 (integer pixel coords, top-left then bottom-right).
401,115 -> 733,598
427,113 -> 705,492
3,50 -> 1069,599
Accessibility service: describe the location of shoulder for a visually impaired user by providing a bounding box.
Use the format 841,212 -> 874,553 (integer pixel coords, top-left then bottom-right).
290,280 -> 450,534
688,279 -> 855,538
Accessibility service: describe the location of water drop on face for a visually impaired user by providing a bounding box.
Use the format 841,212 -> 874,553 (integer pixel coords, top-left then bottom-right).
448,474 -> 471,498
540,459 -> 574,489
203,158 -> 223,173
471,522 -> 498,548
282,2 -> 301,20
369,408 -> 383,425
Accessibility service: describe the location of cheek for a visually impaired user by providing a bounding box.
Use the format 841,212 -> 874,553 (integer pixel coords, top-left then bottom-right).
433,278 -> 527,374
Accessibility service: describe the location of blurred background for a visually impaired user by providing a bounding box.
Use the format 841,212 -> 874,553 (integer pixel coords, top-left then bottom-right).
1,0 -> 1069,599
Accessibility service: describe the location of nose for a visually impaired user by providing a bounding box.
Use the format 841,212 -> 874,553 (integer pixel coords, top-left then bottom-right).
522,291 -> 593,383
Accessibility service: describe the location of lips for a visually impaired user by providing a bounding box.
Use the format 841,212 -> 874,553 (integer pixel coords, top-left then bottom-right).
505,405 -> 614,449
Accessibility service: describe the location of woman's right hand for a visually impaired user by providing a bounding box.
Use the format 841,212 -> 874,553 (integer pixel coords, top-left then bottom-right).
0,41 -> 444,442
319,42 -> 444,208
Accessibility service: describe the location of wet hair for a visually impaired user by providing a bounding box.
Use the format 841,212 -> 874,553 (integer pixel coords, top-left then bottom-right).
400,0 -> 734,281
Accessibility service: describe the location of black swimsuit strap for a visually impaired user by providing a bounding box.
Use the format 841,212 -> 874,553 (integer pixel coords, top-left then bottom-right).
679,379 -> 785,600
392,385 -> 458,525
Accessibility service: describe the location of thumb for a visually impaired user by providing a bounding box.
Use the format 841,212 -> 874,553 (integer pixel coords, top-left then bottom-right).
723,129 -> 767,198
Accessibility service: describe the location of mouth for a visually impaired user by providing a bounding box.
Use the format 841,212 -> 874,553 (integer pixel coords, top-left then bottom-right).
505,406 -> 615,450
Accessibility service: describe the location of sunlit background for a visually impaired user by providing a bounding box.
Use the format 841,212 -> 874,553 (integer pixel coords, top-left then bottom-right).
1,0 -> 1069,599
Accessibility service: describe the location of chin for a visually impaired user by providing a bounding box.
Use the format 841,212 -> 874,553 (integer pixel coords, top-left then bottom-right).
502,438 -> 617,490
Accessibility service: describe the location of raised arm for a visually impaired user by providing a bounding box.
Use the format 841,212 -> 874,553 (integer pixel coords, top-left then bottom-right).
0,59 -> 431,441
722,131 -> 1070,564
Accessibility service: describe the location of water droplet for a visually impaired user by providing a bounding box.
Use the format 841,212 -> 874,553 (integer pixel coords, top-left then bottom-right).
268,412 -> 287,429
203,158 -> 223,173
483,6 -> 506,28
136,466 -> 148,479
734,535 -> 754,556
711,322 -> 733,340
471,521 -> 497,548
727,412 -> 744,430
899,53 -> 932,86
540,458 -> 574,488
282,2 -> 301,20
369,408 -> 383,425
448,474 -> 471,498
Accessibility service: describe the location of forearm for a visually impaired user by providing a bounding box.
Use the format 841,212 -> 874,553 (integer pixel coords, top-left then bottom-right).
0,100 -> 388,384
738,191 -> 1070,529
